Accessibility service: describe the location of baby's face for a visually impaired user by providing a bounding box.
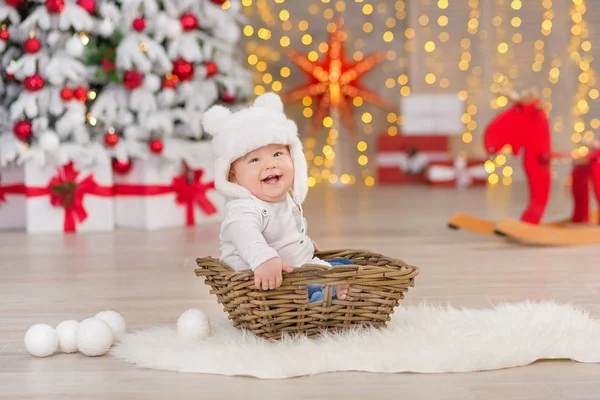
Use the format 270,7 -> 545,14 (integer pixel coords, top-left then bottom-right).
230,143 -> 294,202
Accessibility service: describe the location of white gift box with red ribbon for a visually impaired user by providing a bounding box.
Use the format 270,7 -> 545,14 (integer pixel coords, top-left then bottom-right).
113,140 -> 224,230
426,157 -> 488,187
1,144 -> 115,234
0,164 -> 27,230
376,133 -> 451,184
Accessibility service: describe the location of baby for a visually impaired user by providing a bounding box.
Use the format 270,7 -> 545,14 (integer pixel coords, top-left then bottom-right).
201,92 -> 348,301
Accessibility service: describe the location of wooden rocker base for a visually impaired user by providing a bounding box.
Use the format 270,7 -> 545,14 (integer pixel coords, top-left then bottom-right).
448,209 -> 598,238
494,219 -> 600,246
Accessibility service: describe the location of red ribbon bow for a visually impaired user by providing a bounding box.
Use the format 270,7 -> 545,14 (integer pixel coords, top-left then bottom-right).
172,169 -> 217,225
26,162 -> 113,232
113,168 -> 217,226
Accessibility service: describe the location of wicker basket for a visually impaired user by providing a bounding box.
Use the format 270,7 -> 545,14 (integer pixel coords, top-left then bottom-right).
195,249 -> 419,340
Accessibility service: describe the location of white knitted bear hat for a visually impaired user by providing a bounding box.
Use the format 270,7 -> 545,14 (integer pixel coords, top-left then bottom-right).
201,92 -> 309,203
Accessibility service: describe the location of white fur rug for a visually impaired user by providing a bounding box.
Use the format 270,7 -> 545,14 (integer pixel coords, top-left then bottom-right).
111,301 -> 600,379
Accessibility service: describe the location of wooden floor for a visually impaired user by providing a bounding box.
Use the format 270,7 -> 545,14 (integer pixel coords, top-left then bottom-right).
1,181 -> 599,399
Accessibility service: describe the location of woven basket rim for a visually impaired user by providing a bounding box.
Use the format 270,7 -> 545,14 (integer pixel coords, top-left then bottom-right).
194,249 -> 419,282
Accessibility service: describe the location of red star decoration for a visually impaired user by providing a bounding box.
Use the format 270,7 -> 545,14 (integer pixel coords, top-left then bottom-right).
282,20 -> 390,137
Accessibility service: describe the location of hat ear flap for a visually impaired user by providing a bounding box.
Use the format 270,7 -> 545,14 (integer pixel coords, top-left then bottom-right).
253,92 -> 284,113
202,105 -> 231,136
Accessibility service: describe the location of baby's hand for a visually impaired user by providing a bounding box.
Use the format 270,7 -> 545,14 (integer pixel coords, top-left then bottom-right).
254,258 -> 294,290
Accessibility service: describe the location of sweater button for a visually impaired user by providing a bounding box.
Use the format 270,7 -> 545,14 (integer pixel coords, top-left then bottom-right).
261,209 -> 268,216
300,240 -> 304,244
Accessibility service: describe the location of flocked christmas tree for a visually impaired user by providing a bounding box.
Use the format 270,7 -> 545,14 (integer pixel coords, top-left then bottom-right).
0,0 -> 103,168
0,0 -> 25,167
88,0 -> 252,173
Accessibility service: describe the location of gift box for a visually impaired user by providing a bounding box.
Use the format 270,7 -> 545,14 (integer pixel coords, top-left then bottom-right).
376,133 -> 451,184
113,141 -> 224,230
426,157 -> 488,188
24,158 -> 115,234
0,164 -> 27,230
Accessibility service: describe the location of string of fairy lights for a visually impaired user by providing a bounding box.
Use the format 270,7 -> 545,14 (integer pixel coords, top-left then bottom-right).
233,0 -> 596,187
568,0 -> 598,161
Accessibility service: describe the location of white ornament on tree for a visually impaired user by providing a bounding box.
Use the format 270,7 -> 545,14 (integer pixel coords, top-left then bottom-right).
65,33 -> 85,57
38,130 -> 60,152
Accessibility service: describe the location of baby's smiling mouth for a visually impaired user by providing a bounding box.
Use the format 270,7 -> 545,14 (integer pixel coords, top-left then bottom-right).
262,174 -> 282,184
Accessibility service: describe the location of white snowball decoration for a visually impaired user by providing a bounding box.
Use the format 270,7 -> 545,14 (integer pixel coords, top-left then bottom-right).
76,318 -> 114,357
98,18 -> 114,37
38,131 -> 60,152
143,74 -> 161,92
24,324 -> 59,358
94,310 -> 126,340
65,34 -> 85,58
55,320 -> 79,353
177,309 -> 211,340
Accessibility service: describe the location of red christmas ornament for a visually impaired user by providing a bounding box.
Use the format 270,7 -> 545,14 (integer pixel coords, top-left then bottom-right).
180,13 -> 198,31
73,87 -> 87,102
5,73 -> 15,80
104,132 -> 119,148
23,37 -> 41,54
0,29 -> 9,41
23,74 -> 44,92
112,158 -> 132,174
161,74 -> 178,89
172,58 -> 194,81
76,0 -> 96,14
132,17 -> 146,32
46,0 -> 65,13
210,0 -> 226,5
221,91 -> 236,104
204,61 -> 218,78
6,0 -> 25,7
60,87 -> 73,101
101,58 -> 115,72
13,120 -> 32,142
149,138 -> 163,154
123,70 -> 143,90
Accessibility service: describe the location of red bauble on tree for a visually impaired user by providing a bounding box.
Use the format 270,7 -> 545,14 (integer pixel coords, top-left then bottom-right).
204,61 -> 218,78
180,13 -> 198,31
6,0 -> 25,7
76,0 -> 96,14
73,87 -> 87,102
46,0 -> 65,13
172,58 -> 194,81
0,28 -> 9,41
161,73 -> 178,89
24,74 -> 44,91
13,120 -> 32,142
23,37 -> 41,53
210,0 -> 226,5
112,158 -> 132,174
221,91 -> 236,104
60,88 -> 73,101
123,70 -> 143,90
149,138 -> 163,154
132,17 -> 146,32
101,58 -> 115,72
104,132 -> 119,148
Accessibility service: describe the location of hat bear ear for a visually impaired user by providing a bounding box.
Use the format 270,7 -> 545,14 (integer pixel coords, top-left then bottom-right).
202,105 -> 231,136
253,92 -> 284,113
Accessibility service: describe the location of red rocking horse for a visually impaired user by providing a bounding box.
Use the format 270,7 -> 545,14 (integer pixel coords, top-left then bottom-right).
449,90 -> 600,245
